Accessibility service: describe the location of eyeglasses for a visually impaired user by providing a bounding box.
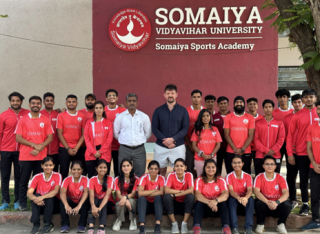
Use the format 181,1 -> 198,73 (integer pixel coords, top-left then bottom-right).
232,162 -> 242,165
264,163 -> 276,166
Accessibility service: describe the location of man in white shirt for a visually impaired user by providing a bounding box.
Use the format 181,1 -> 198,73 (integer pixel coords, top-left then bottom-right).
113,93 -> 152,177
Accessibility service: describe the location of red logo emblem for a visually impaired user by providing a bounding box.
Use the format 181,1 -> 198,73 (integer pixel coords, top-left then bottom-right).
109,8 -> 151,51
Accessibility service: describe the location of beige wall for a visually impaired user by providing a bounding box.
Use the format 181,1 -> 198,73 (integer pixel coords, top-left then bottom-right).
278,37 -> 302,67
0,0 -> 93,112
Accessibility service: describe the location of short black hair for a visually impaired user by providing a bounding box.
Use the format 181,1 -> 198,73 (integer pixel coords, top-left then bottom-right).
291,94 -> 302,102
106,89 -> 118,97
8,92 -> 24,101
302,88 -> 317,97
66,94 -> 77,100
29,96 -> 42,103
205,95 -> 216,102
164,84 -> 177,93
262,99 -> 275,108
263,155 -> 276,164
316,101 -> 320,107
191,89 -> 202,97
232,155 -> 243,162
275,89 -> 290,98
247,97 -> 258,104
43,92 -> 55,100
217,96 -> 229,104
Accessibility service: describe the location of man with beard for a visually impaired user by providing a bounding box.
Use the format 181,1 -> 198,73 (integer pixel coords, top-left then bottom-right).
287,88 -> 318,216
212,96 -> 230,172
79,93 -> 96,124
301,101 -> 320,231
113,93 -> 152,177
40,92 -> 60,172
57,95 -> 86,179
283,94 -> 303,210
224,96 -> 255,174
185,90 -> 204,175
15,96 -> 53,211
0,92 -> 29,210
152,84 -> 189,176
105,89 -> 126,177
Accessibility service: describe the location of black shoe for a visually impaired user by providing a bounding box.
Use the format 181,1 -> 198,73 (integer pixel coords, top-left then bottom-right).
290,200 -> 298,210
154,224 -> 161,234
30,225 -> 40,234
19,205 -> 28,211
299,204 -> 310,216
40,223 -> 54,234
139,225 -> 146,234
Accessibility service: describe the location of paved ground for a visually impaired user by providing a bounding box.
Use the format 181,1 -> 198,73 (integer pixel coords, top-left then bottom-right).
0,224 -> 317,234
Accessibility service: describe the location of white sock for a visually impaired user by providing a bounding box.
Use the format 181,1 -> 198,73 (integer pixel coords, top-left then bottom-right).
304,202 -> 309,206
182,221 -> 187,225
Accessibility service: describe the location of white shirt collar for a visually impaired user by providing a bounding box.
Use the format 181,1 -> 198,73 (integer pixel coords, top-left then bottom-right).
263,172 -> 276,181
67,110 -> 78,116
278,107 -> 291,112
233,112 -> 245,117
107,105 -> 118,111
28,113 -> 41,118
190,105 -> 203,111
42,172 -> 53,182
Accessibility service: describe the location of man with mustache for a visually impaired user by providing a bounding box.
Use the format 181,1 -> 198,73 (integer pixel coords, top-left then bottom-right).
224,96 -> 255,174
114,93 -> 152,177
15,96 -> 53,211
152,84 -> 189,176
0,92 -> 29,210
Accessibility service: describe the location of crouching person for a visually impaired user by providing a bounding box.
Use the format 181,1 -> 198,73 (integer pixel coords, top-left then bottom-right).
60,161 -> 89,233
226,156 -> 254,234
254,156 -> 291,234
28,157 -> 61,234
138,161 -> 165,234
192,159 -> 231,234
163,158 -> 194,234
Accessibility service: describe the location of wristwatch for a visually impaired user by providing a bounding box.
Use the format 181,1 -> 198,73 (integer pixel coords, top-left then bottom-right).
211,153 -> 214,158
215,198 -> 219,204
65,147 -> 70,151
125,195 -> 129,200
240,149 -> 245,153
198,151 -> 204,157
276,200 -> 280,205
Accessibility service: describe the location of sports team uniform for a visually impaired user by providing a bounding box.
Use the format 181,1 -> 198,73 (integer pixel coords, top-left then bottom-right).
105,105 -> 126,177
15,113 -> 54,208
40,109 -> 59,171
29,172 -> 62,226
307,122 -> 320,222
0,107 -> 29,205
57,111 -> 86,179
226,171 -> 252,197
250,114 -> 264,159
223,112 -> 255,174
114,176 -> 140,200
254,172 -> 291,225
185,106 -> 204,174
193,177 -> 230,227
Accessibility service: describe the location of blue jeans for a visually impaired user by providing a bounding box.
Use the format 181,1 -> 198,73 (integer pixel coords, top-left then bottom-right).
228,196 -> 254,229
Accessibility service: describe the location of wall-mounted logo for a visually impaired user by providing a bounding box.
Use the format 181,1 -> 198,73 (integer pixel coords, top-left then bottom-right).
109,8 -> 151,51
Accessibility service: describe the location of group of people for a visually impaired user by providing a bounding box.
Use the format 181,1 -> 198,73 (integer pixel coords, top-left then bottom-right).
0,84 -> 319,234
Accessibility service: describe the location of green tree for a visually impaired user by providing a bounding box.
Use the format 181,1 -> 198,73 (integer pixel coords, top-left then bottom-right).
263,0 -> 320,98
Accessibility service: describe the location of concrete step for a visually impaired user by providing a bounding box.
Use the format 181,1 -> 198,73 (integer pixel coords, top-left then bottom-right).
0,212 -> 312,229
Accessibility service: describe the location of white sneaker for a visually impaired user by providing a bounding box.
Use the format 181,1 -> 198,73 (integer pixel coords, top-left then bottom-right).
112,219 -> 122,231
171,222 -> 180,234
255,225 -> 264,234
129,218 -> 137,231
181,222 -> 189,234
276,223 -> 287,234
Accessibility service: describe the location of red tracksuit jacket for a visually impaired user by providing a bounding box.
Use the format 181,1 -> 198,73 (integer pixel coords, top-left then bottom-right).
40,109 -> 60,155
0,108 -> 30,151
287,107 -> 319,156
84,118 -> 113,162
254,118 -> 285,159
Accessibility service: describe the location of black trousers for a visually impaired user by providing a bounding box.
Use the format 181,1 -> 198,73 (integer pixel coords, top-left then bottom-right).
138,196 -> 163,223
48,154 -> 59,173
225,153 -> 251,175
1,151 -> 20,203
309,168 -> 320,222
185,145 -> 195,175
60,196 -> 89,227
193,201 -> 230,227
285,154 -> 299,201
254,158 -> 281,176
59,147 -> 86,180
279,143 -> 287,174
86,160 -> 111,178
163,194 -> 194,215
255,199 -> 291,225
217,148 -> 227,174
31,193 -> 54,226
296,155 -> 310,203
112,150 -> 119,177
19,161 -> 42,207
88,198 -> 107,226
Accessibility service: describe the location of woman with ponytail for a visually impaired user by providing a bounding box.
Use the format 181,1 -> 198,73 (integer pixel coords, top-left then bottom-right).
84,101 -> 113,178
87,159 -> 114,234
113,158 -> 139,231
